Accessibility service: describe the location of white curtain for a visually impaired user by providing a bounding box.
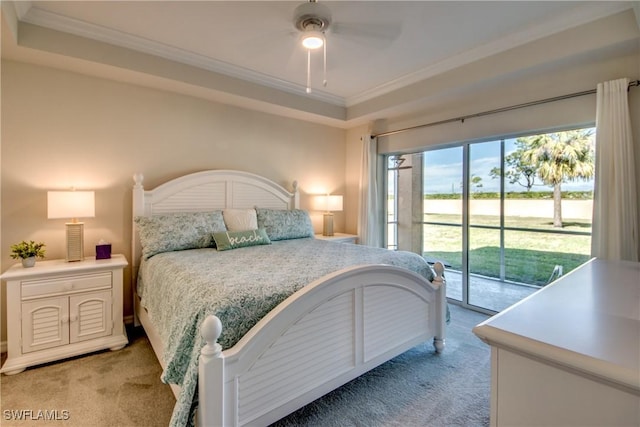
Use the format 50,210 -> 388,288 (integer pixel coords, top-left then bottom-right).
358,135 -> 382,247
592,78 -> 639,261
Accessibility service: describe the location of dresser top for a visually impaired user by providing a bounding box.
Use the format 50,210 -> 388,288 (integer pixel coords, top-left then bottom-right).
473,258 -> 640,392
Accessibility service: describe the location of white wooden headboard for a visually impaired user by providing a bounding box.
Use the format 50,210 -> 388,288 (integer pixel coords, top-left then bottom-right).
132,170 -> 299,268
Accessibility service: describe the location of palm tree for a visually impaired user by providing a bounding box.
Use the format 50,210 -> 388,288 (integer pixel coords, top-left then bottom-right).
490,139 -> 538,191
521,129 -> 594,227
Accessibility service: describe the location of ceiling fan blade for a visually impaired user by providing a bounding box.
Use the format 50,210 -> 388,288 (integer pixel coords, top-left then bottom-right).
233,29 -> 297,53
330,22 -> 401,46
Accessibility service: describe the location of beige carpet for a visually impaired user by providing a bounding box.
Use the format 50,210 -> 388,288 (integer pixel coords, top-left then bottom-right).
0,327 -> 175,426
270,304 -> 491,427
1,305 -> 490,427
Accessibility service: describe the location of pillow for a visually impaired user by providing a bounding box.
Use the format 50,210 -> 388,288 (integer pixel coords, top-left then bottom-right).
134,211 -> 227,260
213,228 -> 271,251
255,208 -> 314,241
223,208 -> 258,231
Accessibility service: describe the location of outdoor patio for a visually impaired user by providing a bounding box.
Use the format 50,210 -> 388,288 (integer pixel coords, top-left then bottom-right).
443,269 -> 541,312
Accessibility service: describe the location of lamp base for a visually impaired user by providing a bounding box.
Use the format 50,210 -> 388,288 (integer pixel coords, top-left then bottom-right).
66,222 -> 84,262
322,213 -> 334,236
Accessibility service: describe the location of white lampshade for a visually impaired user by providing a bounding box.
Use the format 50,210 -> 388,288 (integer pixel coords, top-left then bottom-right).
313,194 -> 343,212
47,190 -> 95,262
47,191 -> 95,220
313,194 -> 343,237
326,195 -> 343,212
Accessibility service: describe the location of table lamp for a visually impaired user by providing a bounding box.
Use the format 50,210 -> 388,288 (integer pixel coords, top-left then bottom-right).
47,190 -> 95,262
313,194 -> 343,236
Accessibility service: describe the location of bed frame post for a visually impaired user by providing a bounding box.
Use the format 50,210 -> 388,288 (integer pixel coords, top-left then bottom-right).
431,261 -> 446,353
199,315 -> 225,427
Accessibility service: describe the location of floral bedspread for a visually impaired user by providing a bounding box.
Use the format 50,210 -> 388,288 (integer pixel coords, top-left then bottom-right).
137,238 -> 436,427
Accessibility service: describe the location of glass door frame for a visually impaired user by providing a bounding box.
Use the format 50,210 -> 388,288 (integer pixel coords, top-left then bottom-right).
384,127 -> 594,315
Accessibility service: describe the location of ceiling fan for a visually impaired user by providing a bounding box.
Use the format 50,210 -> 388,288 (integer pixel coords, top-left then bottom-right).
290,0 -> 401,94
292,0 -> 332,93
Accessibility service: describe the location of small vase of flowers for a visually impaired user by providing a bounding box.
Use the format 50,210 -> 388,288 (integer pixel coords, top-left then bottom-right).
10,240 -> 46,268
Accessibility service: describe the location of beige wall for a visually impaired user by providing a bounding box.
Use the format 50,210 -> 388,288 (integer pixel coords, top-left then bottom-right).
1,61 -> 347,341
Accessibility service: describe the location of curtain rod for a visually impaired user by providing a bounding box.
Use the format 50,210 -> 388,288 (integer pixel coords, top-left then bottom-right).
372,79 -> 640,139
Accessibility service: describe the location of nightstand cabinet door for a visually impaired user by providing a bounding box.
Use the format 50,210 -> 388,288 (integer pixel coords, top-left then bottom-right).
70,290 -> 112,343
1,255 -> 129,375
22,296 -> 70,354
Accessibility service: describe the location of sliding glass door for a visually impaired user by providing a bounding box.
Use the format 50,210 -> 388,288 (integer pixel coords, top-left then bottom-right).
385,127 -> 594,313
422,147 -> 463,302
468,140 -> 507,310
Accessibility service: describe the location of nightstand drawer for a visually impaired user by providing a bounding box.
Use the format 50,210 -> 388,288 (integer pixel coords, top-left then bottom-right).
21,272 -> 112,300
315,233 -> 358,244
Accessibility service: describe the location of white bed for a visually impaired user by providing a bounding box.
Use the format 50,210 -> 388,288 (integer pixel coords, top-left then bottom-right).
131,169 -> 447,427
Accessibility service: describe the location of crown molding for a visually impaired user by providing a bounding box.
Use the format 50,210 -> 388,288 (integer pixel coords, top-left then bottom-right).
12,0 -> 31,19
19,5 -> 346,107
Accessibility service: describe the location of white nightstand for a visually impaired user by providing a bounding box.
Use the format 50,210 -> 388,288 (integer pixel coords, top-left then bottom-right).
1,255 -> 128,375
315,233 -> 358,244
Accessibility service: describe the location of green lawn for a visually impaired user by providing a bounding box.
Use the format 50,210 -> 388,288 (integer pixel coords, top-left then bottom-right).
422,214 -> 592,286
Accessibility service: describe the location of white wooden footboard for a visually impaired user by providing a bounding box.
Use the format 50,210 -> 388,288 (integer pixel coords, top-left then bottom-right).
198,263 -> 446,427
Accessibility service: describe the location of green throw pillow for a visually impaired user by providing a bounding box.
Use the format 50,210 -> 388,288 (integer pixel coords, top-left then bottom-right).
213,229 -> 271,251
134,211 -> 227,260
255,208 -> 314,241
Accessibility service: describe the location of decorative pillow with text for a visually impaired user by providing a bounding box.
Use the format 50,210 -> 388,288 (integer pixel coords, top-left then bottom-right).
213,228 -> 272,251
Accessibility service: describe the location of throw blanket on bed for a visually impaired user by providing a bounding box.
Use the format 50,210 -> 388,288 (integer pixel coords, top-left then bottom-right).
137,238 -> 436,427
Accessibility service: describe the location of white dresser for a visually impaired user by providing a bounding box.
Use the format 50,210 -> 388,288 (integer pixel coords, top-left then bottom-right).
473,258 -> 640,427
1,255 -> 128,375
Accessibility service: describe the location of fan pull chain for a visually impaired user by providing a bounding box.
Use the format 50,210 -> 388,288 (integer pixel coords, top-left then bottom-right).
306,49 -> 312,94
323,34 -> 327,87
305,33 -> 327,93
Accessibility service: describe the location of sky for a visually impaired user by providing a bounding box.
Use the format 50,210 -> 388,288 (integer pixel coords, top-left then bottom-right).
421,133 -> 595,194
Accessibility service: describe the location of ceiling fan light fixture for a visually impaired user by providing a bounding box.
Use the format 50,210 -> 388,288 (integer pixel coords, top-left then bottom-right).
302,31 -> 324,49
294,1 -> 331,94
